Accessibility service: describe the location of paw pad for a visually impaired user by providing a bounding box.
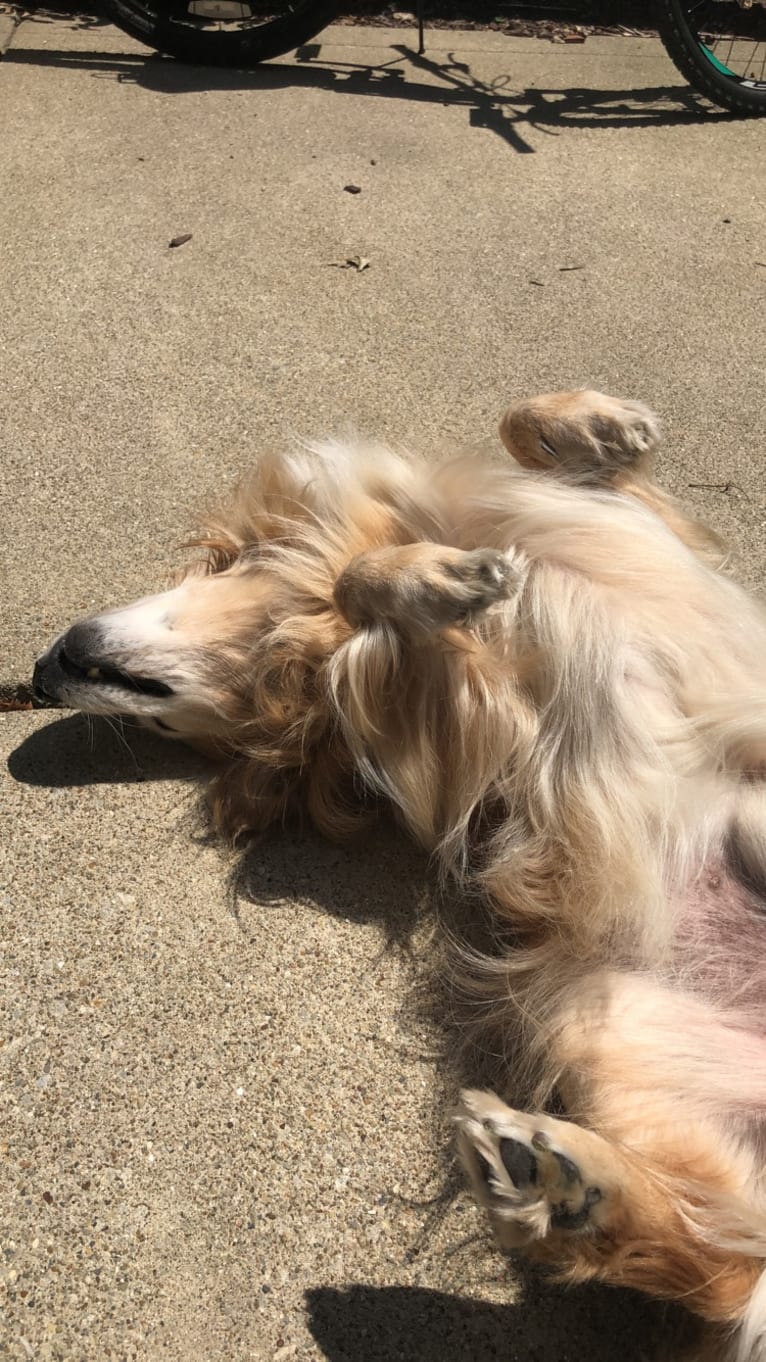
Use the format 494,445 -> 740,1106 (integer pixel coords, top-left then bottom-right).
456,1094 -> 607,1244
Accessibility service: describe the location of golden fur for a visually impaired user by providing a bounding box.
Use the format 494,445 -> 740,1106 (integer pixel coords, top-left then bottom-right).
34,391 -> 766,1357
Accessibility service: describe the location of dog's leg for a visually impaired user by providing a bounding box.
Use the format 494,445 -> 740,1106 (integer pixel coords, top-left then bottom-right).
501,390 -> 724,564
334,543 -> 518,640
500,390 -> 662,482
456,1090 -> 761,1321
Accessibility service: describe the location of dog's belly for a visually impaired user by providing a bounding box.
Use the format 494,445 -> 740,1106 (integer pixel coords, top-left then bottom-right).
674,861 -> 766,1021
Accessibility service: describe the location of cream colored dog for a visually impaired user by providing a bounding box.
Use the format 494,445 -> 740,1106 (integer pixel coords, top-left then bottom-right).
35,392 -> 766,1357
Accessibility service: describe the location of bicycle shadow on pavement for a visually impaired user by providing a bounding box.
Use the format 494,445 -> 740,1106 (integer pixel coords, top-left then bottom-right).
3,34 -> 735,154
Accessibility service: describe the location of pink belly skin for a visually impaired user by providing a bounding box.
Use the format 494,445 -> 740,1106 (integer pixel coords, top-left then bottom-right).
674,860 -> 766,1027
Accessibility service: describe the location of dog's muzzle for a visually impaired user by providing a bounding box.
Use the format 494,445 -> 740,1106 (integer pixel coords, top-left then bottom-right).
33,622 -> 173,706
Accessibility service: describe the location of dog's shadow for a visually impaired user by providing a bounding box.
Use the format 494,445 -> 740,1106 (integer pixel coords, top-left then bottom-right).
7,712 -> 432,945
306,1278 -> 693,1362
230,810 -> 434,950
7,711 -> 210,787
5,712 -> 698,1359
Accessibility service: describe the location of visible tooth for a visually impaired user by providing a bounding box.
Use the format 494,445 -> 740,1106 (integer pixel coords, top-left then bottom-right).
86,667 -> 102,679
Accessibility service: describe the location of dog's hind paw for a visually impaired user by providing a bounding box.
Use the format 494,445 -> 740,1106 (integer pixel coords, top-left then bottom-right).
500,390 -> 661,482
456,1090 -> 614,1249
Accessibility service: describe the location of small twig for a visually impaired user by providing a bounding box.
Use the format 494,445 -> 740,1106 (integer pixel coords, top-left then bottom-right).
328,256 -> 370,272
0,683 -> 39,711
687,480 -> 738,493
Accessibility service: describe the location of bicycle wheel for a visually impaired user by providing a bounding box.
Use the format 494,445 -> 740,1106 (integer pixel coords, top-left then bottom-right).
655,0 -> 766,113
101,0 -> 340,65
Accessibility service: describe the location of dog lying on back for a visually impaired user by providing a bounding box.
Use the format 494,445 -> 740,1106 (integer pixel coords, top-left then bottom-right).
35,392 -> 766,1357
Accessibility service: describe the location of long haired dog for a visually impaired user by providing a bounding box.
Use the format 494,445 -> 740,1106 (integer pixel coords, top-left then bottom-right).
34,392 -> 766,1355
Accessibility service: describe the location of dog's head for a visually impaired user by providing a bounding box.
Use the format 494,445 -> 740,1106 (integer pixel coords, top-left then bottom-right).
34,441 -> 521,841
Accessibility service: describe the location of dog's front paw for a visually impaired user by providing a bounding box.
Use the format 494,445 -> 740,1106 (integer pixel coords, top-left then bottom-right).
441,548 -> 517,618
335,544 -> 518,639
500,390 -> 661,482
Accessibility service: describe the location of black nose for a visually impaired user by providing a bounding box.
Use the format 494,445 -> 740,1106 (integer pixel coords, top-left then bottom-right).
33,621 -> 107,704
32,644 -> 65,706
57,621 -> 104,667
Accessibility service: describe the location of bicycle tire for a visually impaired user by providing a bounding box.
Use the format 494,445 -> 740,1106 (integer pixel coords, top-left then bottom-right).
101,0 -> 340,65
655,0 -> 766,114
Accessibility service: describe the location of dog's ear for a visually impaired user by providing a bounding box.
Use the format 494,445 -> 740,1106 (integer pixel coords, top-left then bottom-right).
208,759 -> 300,842
333,543 -> 517,640
208,744 -> 368,844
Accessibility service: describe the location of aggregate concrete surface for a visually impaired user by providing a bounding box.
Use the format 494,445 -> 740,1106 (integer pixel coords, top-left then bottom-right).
1,8 -> 764,1360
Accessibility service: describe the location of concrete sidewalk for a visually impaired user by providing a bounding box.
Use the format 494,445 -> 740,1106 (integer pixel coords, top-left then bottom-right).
1,10 -> 764,1360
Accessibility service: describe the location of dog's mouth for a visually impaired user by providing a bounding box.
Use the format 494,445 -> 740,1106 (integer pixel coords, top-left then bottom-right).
56,646 -> 174,698
33,641 -> 175,708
